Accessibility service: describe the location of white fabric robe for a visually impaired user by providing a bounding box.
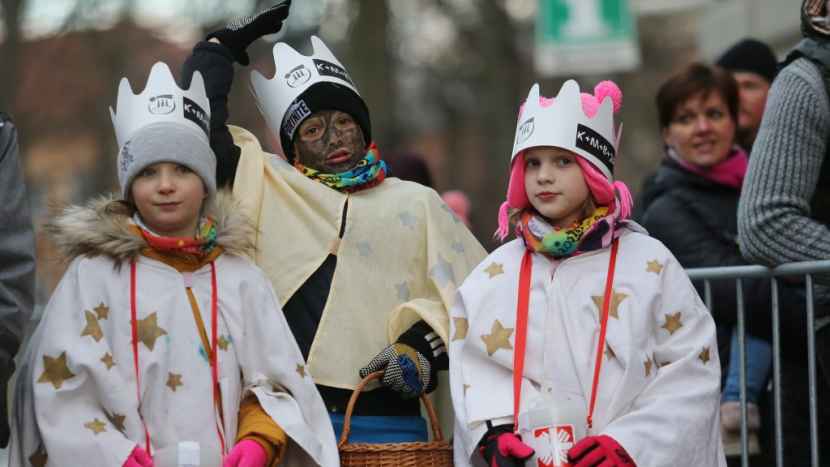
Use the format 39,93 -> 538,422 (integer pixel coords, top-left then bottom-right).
450,229 -> 726,467
10,251 -> 338,467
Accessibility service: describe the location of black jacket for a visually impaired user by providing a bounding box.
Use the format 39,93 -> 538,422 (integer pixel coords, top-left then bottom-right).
638,158 -> 807,359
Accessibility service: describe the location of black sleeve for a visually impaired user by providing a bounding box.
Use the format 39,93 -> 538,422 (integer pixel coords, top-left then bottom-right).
180,41 -> 241,189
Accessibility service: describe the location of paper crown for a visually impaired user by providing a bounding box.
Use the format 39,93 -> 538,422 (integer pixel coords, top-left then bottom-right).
251,36 -> 361,145
110,62 -> 211,150
512,80 -> 621,182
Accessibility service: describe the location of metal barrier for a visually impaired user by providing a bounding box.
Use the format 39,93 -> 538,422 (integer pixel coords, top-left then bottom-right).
685,260 -> 830,467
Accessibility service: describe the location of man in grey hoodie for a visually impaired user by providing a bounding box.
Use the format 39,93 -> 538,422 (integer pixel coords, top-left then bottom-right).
738,1 -> 830,464
0,112 -> 35,447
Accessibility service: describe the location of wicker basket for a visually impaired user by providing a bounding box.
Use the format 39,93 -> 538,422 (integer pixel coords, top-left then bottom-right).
338,371 -> 454,467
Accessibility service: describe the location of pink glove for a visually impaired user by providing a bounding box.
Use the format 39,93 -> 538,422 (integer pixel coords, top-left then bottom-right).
123,446 -> 153,467
568,435 -> 636,467
224,439 -> 268,467
477,424 -> 535,467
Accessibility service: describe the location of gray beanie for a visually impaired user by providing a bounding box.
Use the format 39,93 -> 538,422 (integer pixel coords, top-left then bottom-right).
118,122 -> 216,200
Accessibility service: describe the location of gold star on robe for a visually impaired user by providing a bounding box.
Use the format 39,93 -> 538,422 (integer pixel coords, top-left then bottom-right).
29,443 -> 48,467
136,312 -> 167,351
93,303 -> 109,320
464,384 -> 471,395
484,262 -> 504,278
646,260 -> 664,275
101,353 -> 116,370
603,343 -> 616,361
661,312 -> 683,335
481,320 -> 514,357
452,317 -> 469,341
81,310 -> 104,342
591,289 -> 628,319
167,372 -> 183,391
661,361 -> 671,367
644,355 -> 653,377
296,364 -> 306,378
217,335 -> 229,351
84,418 -> 106,435
105,410 -> 127,434
38,352 -> 75,389
699,347 -> 711,364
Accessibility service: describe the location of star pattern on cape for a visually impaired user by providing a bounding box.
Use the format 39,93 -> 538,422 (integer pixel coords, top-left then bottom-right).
451,241 -> 465,254
356,241 -> 374,259
484,262 -> 504,278
38,351 -> 75,389
452,317 -> 469,341
699,347 -> 711,364
464,384 -> 471,395
396,282 -> 410,301
603,343 -> 615,361
84,418 -> 106,435
441,203 -> 462,223
81,310 -> 104,342
105,409 -> 127,434
217,335 -> 230,351
101,353 -> 116,370
93,303 -> 109,320
296,364 -> 307,378
591,289 -> 628,320
28,443 -> 48,467
167,372 -> 183,391
644,355 -> 653,377
136,312 -> 167,351
646,260 -> 664,275
481,319 -> 514,357
661,312 -> 683,335
429,253 -> 455,287
398,211 -> 419,231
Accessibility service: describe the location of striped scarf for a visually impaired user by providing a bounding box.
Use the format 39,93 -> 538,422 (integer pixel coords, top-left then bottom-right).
294,142 -> 386,193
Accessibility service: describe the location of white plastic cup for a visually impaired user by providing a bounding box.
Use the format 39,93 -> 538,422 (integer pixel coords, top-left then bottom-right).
152,441 -> 223,467
517,400 -> 587,467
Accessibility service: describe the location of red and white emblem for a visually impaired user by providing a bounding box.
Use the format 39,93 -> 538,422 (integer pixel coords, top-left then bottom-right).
534,425 -> 575,467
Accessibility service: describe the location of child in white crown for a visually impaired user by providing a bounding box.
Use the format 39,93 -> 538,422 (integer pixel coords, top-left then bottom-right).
449,81 -> 726,467
9,63 -> 338,467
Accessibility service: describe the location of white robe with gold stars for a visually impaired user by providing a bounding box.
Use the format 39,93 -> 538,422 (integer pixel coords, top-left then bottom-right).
9,195 -> 338,467
449,228 -> 726,467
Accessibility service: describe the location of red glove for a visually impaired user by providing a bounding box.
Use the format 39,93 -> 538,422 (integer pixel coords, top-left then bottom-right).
224,439 -> 267,467
123,446 -> 153,467
477,424 -> 535,467
568,435 -> 635,467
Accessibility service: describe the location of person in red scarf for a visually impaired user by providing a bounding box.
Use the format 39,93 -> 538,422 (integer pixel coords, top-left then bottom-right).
638,62 -> 809,457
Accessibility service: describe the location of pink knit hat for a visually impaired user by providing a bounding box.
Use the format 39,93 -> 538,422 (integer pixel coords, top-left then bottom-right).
495,81 -> 633,240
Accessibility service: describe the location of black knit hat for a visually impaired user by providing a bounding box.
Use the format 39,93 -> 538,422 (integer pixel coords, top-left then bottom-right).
279,81 -> 372,164
716,39 -> 777,83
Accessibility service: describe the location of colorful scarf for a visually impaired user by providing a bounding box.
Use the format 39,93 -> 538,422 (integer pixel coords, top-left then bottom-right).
134,215 -> 217,258
294,142 -> 387,193
666,146 -> 748,190
520,200 -> 629,260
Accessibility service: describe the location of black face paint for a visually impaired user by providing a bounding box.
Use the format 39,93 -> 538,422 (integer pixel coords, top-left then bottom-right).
293,110 -> 366,173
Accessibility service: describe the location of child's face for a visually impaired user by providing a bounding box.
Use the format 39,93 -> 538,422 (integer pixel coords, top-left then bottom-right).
523,146 -> 590,229
293,110 -> 366,173
130,162 -> 206,238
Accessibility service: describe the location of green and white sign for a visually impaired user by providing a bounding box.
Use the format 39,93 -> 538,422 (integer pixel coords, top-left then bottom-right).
535,0 -> 640,76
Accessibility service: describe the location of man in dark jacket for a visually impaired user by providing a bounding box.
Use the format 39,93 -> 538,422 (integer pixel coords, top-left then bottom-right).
738,1 -> 830,464
0,112 -> 35,447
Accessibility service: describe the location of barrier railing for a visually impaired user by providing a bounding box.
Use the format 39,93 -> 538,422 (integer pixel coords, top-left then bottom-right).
685,260 -> 830,467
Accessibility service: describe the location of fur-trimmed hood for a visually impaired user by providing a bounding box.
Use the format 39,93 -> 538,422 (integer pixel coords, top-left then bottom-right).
45,190 -> 254,263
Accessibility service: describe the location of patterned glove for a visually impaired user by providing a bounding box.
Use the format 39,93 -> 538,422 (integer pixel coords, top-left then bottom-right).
123,446 -> 154,467
224,439 -> 267,467
569,435 -> 636,467
206,0 -> 291,65
477,424 -> 535,467
359,343 -> 431,400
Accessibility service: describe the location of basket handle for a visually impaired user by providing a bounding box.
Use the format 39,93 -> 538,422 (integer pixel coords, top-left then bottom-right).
338,370 -> 445,446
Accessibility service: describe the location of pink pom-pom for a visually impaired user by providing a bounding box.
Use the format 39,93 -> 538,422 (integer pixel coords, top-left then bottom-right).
494,201 -> 511,242
594,81 -> 622,114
